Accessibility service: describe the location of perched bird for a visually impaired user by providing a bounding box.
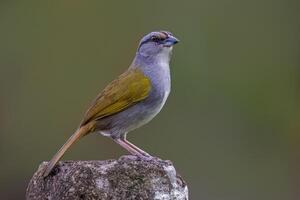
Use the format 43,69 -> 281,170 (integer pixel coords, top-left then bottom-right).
42,31 -> 179,177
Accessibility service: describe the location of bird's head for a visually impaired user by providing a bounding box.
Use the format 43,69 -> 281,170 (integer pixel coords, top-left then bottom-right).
137,31 -> 179,59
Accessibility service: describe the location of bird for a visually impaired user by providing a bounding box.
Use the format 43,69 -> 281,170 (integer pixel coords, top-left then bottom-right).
42,31 -> 179,177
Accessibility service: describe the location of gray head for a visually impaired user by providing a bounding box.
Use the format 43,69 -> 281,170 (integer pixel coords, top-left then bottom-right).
137,31 -> 179,60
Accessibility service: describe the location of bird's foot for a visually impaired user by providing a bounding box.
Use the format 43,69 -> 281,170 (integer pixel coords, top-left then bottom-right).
137,154 -> 153,161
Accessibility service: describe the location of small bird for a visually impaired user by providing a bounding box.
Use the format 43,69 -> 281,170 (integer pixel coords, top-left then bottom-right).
42,31 -> 179,177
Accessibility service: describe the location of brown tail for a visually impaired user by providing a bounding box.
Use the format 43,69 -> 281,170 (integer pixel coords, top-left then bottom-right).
42,122 -> 94,178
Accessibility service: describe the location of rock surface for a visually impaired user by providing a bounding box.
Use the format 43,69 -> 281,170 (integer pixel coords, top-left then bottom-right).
26,155 -> 188,200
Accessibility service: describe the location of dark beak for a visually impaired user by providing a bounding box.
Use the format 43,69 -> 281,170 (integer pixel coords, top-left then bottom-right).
164,35 -> 179,47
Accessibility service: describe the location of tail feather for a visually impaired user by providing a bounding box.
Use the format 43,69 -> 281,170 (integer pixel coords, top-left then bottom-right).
42,122 -> 94,178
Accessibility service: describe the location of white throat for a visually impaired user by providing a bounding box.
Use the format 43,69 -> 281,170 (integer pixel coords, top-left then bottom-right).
156,47 -> 172,66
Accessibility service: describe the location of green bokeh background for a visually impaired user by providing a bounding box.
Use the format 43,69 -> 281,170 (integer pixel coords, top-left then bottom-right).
0,1 -> 299,199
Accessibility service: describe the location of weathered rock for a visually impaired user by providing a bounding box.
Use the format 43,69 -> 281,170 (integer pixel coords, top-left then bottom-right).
26,155 -> 188,200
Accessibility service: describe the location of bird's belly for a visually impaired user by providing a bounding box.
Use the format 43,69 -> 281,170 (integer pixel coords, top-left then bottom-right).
97,89 -> 169,137
131,90 -> 170,130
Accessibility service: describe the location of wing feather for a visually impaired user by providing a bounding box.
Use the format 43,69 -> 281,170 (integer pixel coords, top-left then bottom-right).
80,69 -> 151,126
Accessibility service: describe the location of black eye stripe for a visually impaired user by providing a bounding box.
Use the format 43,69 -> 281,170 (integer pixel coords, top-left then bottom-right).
138,33 -> 168,50
140,36 -> 159,46
151,36 -> 163,41
139,38 -> 151,47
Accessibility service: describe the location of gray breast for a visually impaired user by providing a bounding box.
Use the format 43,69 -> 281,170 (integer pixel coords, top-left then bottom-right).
97,62 -> 171,138
143,61 -> 171,118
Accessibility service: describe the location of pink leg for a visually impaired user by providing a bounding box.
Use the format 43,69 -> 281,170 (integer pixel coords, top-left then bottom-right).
120,138 -> 151,157
113,136 -> 151,158
114,138 -> 143,157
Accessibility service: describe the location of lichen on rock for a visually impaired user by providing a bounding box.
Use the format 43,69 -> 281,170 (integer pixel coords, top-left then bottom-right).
26,155 -> 188,200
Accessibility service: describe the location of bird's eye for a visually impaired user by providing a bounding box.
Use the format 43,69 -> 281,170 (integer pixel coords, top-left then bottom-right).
151,36 -> 162,42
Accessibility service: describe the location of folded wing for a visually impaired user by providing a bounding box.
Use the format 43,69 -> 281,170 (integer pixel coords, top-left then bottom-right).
80,69 -> 151,127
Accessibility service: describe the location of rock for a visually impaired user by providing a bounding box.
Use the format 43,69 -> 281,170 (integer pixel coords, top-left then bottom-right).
26,155 -> 188,200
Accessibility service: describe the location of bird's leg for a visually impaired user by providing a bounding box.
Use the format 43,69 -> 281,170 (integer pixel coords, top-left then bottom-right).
120,135 -> 151,157
113,138 -> 141,156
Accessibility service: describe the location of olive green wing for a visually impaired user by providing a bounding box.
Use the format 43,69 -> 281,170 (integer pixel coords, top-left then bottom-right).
80,69 -> 151,126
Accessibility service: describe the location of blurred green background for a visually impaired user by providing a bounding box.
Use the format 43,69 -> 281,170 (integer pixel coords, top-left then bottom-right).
0,1 -> 299,199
